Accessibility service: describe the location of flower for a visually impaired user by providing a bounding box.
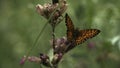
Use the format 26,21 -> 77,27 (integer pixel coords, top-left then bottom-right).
28,56 -> 41,63
50,37 -> 68,54
36,0 -> 67,25
39,53 -> 51,67
20,56 -> 26,65
52,53 -> 63,65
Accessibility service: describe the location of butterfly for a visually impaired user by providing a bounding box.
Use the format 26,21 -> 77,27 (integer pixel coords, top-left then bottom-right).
65,13 -> 100,45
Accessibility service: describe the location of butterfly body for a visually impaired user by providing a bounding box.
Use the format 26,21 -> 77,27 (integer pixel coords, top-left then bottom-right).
65,13 -> 100,46
73,29 -> 80,39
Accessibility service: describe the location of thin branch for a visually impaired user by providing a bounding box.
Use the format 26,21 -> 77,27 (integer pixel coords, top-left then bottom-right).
52,24 -> 56,50
26,21 -> 48,59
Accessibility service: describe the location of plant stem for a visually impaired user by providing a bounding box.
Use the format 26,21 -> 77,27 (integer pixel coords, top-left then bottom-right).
52,24 -> 56,50
24,21 -> 48,64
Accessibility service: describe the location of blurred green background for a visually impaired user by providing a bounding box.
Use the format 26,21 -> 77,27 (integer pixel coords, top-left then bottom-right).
0,0 -> 120,68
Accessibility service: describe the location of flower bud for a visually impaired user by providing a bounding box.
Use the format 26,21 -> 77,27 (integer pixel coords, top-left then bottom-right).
40,53 -> 51,67
20,56 -> 26,65
52,53 -> 63,65
36,0 -> 67,25
28,56 -> 41,63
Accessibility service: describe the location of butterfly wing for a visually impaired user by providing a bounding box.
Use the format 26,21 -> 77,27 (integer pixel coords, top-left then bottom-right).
65,13 -> 75,41
75,29 -> 100,45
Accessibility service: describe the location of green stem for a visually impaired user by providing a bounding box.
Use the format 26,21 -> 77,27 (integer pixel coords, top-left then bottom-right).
26,21 -> 48,60
52,25 -> 56,50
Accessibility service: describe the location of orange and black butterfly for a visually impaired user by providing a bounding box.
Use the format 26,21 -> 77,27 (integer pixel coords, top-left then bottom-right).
65,13 -> 100,45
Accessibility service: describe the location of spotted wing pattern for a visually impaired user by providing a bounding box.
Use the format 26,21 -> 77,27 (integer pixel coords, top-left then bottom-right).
75,29 -> 100,45
65,13 -> 100,45
65,13 -> 74,41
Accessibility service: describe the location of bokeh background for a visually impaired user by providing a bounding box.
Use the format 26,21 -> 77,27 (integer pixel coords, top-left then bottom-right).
0,0 -> 120,68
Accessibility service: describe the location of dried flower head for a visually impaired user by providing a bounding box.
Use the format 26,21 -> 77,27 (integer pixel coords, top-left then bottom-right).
36,0 -> 67,25
50,37 -> 68,54
39,53 -> 51,67
28,56 -> 41,63
20,55 -> 42,65
20,55 -> 27,65
52,53 -> 63,65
